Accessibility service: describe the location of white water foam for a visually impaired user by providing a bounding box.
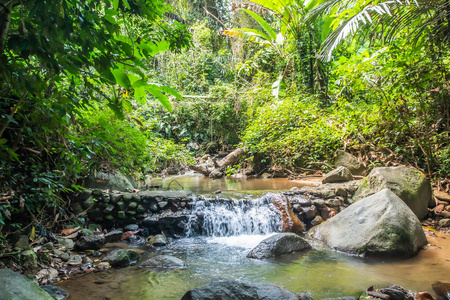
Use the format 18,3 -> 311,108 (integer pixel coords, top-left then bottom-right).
206,233 -> 277,249
187,196 -> 281,237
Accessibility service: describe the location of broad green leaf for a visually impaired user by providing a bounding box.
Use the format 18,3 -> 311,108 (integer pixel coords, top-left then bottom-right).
110,68 -> 131,89
127,73 -> 141,86
241,8 -> 277,40
231,28 -> 273,44
113,0 -> 119,10
134,86 -> 147,104
122,99 -> 132,112
123,0 -> 131,9
139,41 -> 170,57
105,9 -> 118,24
146,85 -> 172,112
148,83 -> 183,100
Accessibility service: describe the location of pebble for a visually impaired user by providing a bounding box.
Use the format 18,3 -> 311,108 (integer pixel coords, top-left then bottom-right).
68,255 -> 83,265
60,253 -> 70,262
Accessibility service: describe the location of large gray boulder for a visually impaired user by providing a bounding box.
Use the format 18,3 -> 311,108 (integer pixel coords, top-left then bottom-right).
0,269 -> 54,300
310,189 -> 427,257
334,150 -> 366,176
181,280 -> 307,300
247,233 -> 311,259
84,170 -> 134,191
352,166 -> 433,219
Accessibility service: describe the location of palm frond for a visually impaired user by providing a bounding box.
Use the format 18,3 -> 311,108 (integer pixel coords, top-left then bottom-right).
221,29 -> 273,45
320,1 -> 397,60
240,8 -> 278,40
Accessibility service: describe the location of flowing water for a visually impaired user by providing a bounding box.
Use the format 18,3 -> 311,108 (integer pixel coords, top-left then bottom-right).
56,176 -> 450,299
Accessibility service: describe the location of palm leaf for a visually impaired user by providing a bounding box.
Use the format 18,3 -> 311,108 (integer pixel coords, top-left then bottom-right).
221,29 -> 273,45
240,8 -> 278,40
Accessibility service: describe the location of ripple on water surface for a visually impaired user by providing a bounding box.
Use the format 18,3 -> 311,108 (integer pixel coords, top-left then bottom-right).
56,232 -> 450,299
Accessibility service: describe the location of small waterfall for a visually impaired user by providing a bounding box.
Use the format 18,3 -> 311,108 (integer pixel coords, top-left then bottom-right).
187,196 -> 281,237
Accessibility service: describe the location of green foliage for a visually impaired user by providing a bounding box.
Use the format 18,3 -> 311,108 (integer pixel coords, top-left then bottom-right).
146,83 -> 246,152
0,0 -> 193,232
76,105 -> 193,174
242,90 -> 353,170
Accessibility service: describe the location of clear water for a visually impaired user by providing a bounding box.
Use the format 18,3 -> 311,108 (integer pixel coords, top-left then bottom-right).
56,177 -> 450,299
56,232 -> 450,299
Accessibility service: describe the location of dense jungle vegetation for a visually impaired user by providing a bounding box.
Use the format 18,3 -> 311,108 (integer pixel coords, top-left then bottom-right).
0,0 -> 449,237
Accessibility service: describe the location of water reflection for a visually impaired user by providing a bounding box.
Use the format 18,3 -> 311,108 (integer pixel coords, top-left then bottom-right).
57,233 -> 450,299
149,174 -> 307,194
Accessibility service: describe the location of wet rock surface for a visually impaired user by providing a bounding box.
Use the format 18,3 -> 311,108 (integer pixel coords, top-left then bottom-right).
181,280 -> 304,300
247,233 -> 311,259
146,234 -> 169,247
106,249 -> 141,268
84,170 -> 135,191
432,282 -> 450,300
140,255 -> 185,269
378,285 -> 411,300
41,285 -> 69,300
75,234 -> 105,251
104,229 -> 124,243
0,269 -> 54,300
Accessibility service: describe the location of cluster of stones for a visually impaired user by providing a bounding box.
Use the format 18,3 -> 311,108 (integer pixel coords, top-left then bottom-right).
1,224 -> 188,300
73,190 -> 195,228
284,181 -> 358,229
431,190 -> 450,228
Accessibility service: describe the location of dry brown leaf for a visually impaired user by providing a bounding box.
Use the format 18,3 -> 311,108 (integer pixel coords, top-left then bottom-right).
61,232 -> 79,239
434,204 -> 445,214
61,227 -> 79,236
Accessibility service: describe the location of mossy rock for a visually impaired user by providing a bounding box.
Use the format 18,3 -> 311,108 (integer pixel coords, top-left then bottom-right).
310,189 -> 427,257
106,249 -> 141,268
103,204 -> 115,214
110,194 -> 122,203
0,269 -> 54,300
92,189 -> 103,196
116,201 -> 125,211
352,166 -> 433,219
128,202 -> 138,210
105,215 -> 114,221
136,205 -> 145,214
123,194 -> 132,202
117,211 -> 126,219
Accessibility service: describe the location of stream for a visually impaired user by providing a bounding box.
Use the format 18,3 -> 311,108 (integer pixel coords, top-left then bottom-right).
56,175 -> 450,299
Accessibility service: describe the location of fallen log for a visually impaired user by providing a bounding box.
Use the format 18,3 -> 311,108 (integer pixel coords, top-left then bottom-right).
188,164 -> 212,177
217,148 -> 245,168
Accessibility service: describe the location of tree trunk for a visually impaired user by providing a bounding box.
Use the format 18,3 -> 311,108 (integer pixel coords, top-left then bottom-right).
308,31 -> 314,93
0,0 -> 13,53
217,148 -> 244,168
